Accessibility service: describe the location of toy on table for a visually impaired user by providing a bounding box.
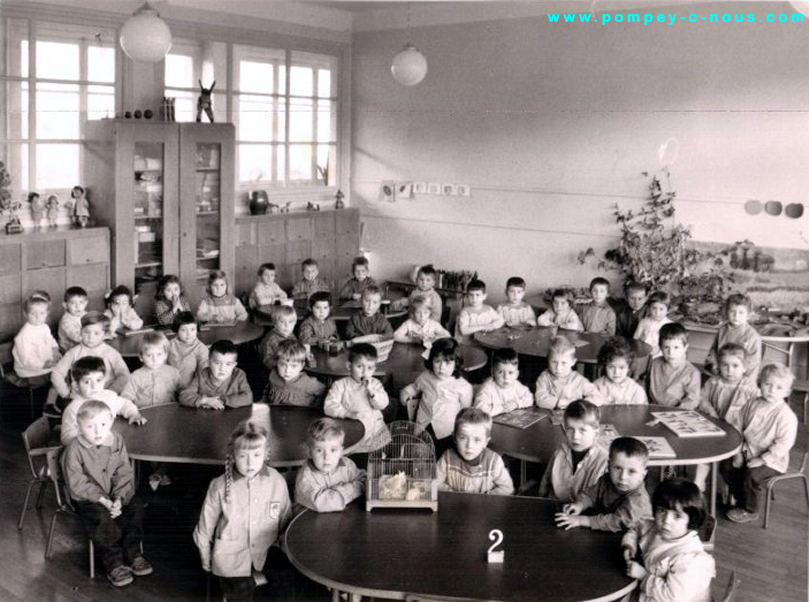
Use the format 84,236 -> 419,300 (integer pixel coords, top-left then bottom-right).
68,185 -> 89,228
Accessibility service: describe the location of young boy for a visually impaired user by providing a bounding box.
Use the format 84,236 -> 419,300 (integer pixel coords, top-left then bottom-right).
295,417 -> 366,512
704,293 -> 762,384
299,291 -> 339,347
61,400 -> 152,587
633,291 -> 673,357
292,258 -> 331,300
455,279 -> 505,345
263,339 -> 326,407
60,356 -> 146,445
496,276 -> 537,328
259,304 -> 298,371
534,336 -> 603,409
167,311 -> 210,388
593,337 -> 648,405
339,256 -> 377,302
179,339 -> 253,409
345,285 -> 393,339
721,363 -> 798,523
645,322 -> 700,409
612,281 -> 647,339
323,343 -> 391,453
396,264 -> 443,323
248,262 -> 288,309
121,331 -> 182,408
12,291 -> 61,380
436,407 -> 514,495
555,436 -> 651,532
538,400 -> 609,502
473,348 -> 533,416
536,288 -> 583,331
393,295 -> 451,345
578,277 -> 617,336
58,286 -> 89,352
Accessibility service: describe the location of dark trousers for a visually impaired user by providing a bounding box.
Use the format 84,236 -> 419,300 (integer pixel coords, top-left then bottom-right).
219,575 -> 256,602
719,460 -> 780,513
73,496 -> 145,571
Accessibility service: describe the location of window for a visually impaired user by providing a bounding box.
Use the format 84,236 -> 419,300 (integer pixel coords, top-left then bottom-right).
164,40 -> 226,124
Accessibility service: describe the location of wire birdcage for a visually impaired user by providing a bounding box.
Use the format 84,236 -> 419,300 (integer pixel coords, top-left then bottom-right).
366,421 -> 438,511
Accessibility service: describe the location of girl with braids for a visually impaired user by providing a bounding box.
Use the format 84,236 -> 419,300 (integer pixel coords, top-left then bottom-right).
193,420 -> 292,601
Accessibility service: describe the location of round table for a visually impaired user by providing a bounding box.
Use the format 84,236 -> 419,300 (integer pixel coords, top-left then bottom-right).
108,322 -> 265,358
255,300 -> 406,323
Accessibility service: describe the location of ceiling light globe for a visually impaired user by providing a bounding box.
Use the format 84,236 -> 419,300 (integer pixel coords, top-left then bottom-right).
391,44 -> 427,86
120,4 -> 172,63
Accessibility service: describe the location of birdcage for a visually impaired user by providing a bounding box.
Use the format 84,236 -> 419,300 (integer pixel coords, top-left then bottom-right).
366,421 -> 438,511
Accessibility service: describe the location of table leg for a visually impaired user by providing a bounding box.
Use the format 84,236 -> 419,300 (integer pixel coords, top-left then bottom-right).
331,588 -> 341,602
710,461 -> 718,517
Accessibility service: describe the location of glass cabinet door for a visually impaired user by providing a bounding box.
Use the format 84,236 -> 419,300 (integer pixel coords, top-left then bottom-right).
133,142 -> 166,293
194,142 -> 222,283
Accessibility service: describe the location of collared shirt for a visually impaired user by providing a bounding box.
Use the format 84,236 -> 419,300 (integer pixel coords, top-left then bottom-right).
298,316 -> 338,346
646,358 -> 701,409
61,389 -> 142,445
401,371 -> 473,440
594,376 -> 648,406
578,302 -> 617,336
436,448 -> 514,496
740,397 -> 797,473
324,377 -> 391,452
295,457 -> 366,512
538,442 -> 609,502
473,377 -> 533,416
345,312 -> 393,339
534,370 -> 604,409
121,364 -> 182,408
179,367 -> 253,408
575,472 -> 652,532
168,337 -> 210,387
61,431 -> 135,504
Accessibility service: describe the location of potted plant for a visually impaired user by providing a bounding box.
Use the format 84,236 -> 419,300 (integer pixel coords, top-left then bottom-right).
0,161 -> 23,234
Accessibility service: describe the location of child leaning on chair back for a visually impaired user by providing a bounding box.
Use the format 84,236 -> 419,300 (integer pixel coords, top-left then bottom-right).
534,336 -> 603,409
196,270 -> 248,324
593,337 -> 648,405
263,339 -> 326,407
473,347 -> 532,416
645,322 -> 700,409
12,290 -> 61,380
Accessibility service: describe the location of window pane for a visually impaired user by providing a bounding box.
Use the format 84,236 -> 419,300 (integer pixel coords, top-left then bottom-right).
317,100 -> 332,142
289,144 -> 312,181
317,145 -> 334,184
36,144 -> 79,188
88,85 -> 115,121
278,65 -> 286,95
277,146 -> 286,185
3,143 -> 28,193
237,94 -> 272,141
5,81 -> 28,139
165,54 -> 194,88
238,144 -> 273,184
22,39 -> 30,78
36,83 -> 79,139
318,69 -> 332,98
88,46 -> 115,83
37,41 -> 79,80
165,90 -> 195,122
289,98 -> 312,142
277,103 -> 286,143
239,61 -> 273,94
290,66 -> 313,97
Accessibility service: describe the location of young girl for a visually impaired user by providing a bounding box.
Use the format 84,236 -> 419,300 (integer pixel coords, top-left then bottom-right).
248,263 -> 287,310
593,337 -> 648,405
12,291 -> 61,381
298,291 -> 338,346
633,291 -> 673,357
622,478 -> 715,602
193,420 -> 292,602
154,274 -> 191,327
400,338 -> 474,458
168,311 -> 210,387
196,270 -> 248,324
262,340 -> 326,407
393,295 -> 451,345
536,288 -> 584,331
104,285 -> 144,334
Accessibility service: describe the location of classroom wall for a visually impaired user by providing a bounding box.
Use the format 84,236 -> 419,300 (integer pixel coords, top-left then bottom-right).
350,2 -> 809,303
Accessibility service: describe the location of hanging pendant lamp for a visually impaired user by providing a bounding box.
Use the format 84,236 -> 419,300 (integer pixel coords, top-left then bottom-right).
391,3 -> 427,86
120,2 -> 172,63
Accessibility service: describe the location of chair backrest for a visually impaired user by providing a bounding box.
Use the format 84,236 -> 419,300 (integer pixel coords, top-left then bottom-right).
0,341 -> 13,378
760,332 -> 809,378
714,570 -> 739,602
44,446 -> 71,510
21,416 -> 61,480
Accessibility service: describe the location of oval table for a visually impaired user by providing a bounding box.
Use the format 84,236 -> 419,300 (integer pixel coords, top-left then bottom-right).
108,321 -> 265,358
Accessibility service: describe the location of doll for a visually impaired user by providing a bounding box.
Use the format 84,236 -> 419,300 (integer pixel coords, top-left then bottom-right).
46,195 -> 59,228
29,192 -> 46,229
69,185 -> 89,228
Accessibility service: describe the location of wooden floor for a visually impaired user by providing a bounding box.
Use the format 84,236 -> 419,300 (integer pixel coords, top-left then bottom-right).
0,397 -> 806,602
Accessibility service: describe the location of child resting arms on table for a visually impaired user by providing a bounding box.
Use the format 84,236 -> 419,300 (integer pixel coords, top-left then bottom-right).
393,295 -> 450,345
154,274 -> 191,327
179,339 -> 253,409
473,347 -> 533,417
535,336 -> 603,410
121,331 -> 182,409
196,270 -> 248,324
536,288 -> 583,332
104,285 -> 144,334
496,276 -> 537,328
454,279 -> 504,345
593,337 -> 648,406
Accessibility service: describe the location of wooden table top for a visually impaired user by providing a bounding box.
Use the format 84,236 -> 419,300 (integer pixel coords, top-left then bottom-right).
490,404 -> 742,467
114,403 -> 364,467
474,327 -> 652,364
107,321 -> 265,358
285,492 -> 636,602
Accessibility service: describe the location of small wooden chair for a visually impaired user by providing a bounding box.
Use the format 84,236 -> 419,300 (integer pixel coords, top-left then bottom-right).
18,416 -> 61,530
763,448 -> 809,529
713,570 -> 739,602
0,341 -> 52,421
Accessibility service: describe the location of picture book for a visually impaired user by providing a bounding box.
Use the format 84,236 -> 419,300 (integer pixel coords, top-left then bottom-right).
651,410 -> 725,438
493,408 -> 547,430
632,436 -> 677,459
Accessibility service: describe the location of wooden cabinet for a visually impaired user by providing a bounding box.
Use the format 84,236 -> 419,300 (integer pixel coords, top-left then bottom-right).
233,208 -> 360,298
84,121 -> 235,310
0,227 -> 110,341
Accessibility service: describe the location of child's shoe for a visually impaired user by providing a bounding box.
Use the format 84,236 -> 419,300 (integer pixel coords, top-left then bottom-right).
726,508 -> 760,524
107,565 -> 134,587
129,555 -> 153,576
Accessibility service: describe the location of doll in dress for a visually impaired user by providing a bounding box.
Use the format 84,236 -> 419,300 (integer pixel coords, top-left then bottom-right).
46,195 -> 59,228
29,192 -> 46,229
69,185 -> 89,228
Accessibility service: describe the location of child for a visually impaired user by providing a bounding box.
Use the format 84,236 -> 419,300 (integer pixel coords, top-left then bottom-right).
578,277 -> 617,336
536,288 -> 584,331
295,417 -> 366,512
645,323 -> 700,409
400,338 -> 474,458
436,407 -> 514,495
555,436 -> 651,532
693,343 -> 758,491
473,347 -> 533,416
613,281 -> 648,338
263,340 -> 326,407
104,285 -> 144,334
393,295 -> 451,345
292,258 -> 331,300
455,279 -> 505,345
298,291 -> 339,347
154,274 -> 191,327
622,478 -> 715,602
345,285 -> 393,339
58,286 -> 88,352
339,255 -> 377,302
197,270 -> 248,324
12,291 -> 61,380
534,336 -> 603,409
538,400 -> 609,502
179,339 -> 253,409
324,343 -> 391,453
121,331 -> 182,408
396,264 -> 443,323
193,420 -> 292,601
61,400 -> 152,587
167,311 -> 210,387
259,305 -> 298,370
496,276 -> 537,328
633,291 -> 673,357
248,262 -> 288,309
704,293 -> 762,384
593,337 -> 648,405
720,363 -> 798,523
60,356 -> 146,445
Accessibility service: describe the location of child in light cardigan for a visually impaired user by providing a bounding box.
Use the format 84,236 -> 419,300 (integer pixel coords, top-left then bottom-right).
248,262 -> 288,309
473,347 -> 533,416
167,312 -> 210,388
13,290 -> 61,380
535,336 -> 603,409
593,337 -> 648,405
393,295 -> 451,345
578,277 -> 617,336
536,288 -> 583,331
455,279 -> 505,344
104,285 -> 144,334
196,270 -> 248,324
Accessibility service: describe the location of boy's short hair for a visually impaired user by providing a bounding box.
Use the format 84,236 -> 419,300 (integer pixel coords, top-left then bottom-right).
351,256 -> 369,269
548,335 -> 576,359
172,311 -> 198,332
307,417 -> 346,447
491,347 -> 519,369
658,322 -> 688,345
209,339 -> 238,358
302,258 -> 318,269
361,284 -> 382,298
425,337 -> 463,375
597,336 -> 636,366
409,294 -> 432,314
308,291 -> 332,308
652,478 -> 706,530
276,339 -> 306,363
139,330 -> 170,354
417,264 -> 436,278
505,276 -> 526,290
563,399 -> 601,428
81,311 -> 110,329
25,290 -> 51,311
624,281 -> 647,295
724,292 -> 752,312
70,355 -> 106,381
272,304 -> 297,320
758,363 -> 795,390
349,342 -> 378,363
551,288 -> 575,303
466,279 -> 486,294
589,277 -> 611,291
646,291 -> 670,307
77,399 -> 113,423
64,286 -> 88,302
609,436 -> 649,464
107,284 -> 134,305
454,407 -> 492,437
258,262 -> 276,275
717,342 -> 746,363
